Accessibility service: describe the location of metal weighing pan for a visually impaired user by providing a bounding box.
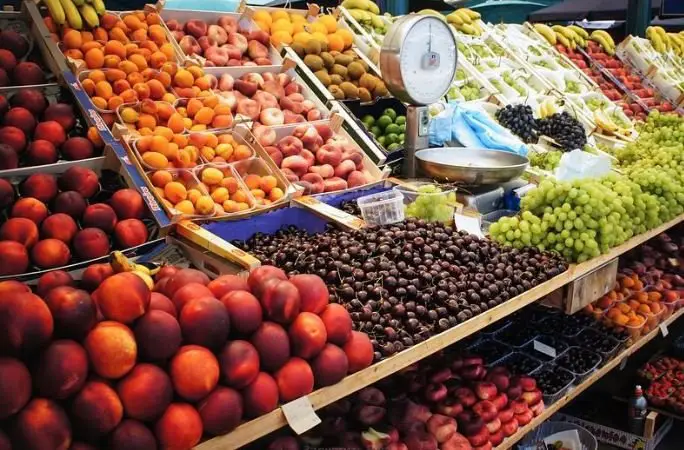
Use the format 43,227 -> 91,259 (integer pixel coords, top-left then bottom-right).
415,148 -> 528,185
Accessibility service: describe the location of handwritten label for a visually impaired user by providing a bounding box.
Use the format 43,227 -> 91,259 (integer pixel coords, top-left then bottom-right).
454,212 -> 484,238
281,396 -> 321,435
533,340 -> 557,358
660,322 -> 669,337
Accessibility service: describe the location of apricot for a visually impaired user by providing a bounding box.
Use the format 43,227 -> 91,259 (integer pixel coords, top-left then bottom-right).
40,213 -> 78,244
134,310 -> 182,362
343,331 -> 374,373
110,420 -> 157,450
44,286 -> 96,340
251,321 -> 291,372
0,240 -> 29,275
180,297 -> 230,350
0,357 -> 31,418
198,386 -> 243,436
72,228 -> 110,260
34,340 -> 88,400
84,321 -> 137,379
11,197 -> 47,225
219,340 -> 260,389
13,399 -> 71,450
221,290 -> 263,335
80,263 -> 114,292
117,364 -> 173,421
35,270 -> 74,296
320,303 -> 352,346
155,403 -> 203,450
0,217 -> 38,247
275,357 -> 314,402
71,379 -> 123,436
21,173 -> 58,203
312,343 -> 349,387
242,372 -> 279,418
110,188 -> 145,219
95,272 -> 150,323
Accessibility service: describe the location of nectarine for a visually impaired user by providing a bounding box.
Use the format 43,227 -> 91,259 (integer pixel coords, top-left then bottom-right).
169,345 -> 219,401
198,386 -> 243,436
242,372 -> 279,418
251,321 -> 291,372
84,321 -> 137,379
220,290 -> 263,335
155,403 -> 203,450
95,272 -> 150,323
0,357 -> 32,419
71,379 -> 123,436
117,363 -> 173,421
34,339 -> 88,399
0,291 -> 53,355
13,399 -> 71,450
179,297 -> 230,350
134,310 -> 182,361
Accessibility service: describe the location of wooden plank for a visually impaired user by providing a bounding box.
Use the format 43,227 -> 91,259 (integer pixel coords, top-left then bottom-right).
195,212 -> 684,450
565,258 -> 618,314
644,411 -> 657,439
496,308 -> 684,450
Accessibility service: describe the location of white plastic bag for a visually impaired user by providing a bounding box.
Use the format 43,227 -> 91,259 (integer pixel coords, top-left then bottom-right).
554,149 -> 612,181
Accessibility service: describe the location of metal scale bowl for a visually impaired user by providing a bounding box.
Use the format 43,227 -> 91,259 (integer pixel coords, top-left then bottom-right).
416,147 -> 529,185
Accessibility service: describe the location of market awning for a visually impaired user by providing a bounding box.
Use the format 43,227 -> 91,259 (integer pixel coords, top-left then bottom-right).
528,0 -> 662,22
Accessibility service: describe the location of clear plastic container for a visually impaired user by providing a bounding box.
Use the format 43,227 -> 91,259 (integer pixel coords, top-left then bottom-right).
116,101 -> 177,136
522,334 -> 569,363
556,347 -> 602,383
479,319 -> 512,338
232,158 -> 289,208
573,328 -> 622,362
601,306 -> 646,340
393,182 -> 457,224
193,163 -> 256,216
145,168 -> 216,219
174,95 -> 236,133
356,190 -> 405,226
494,324 -> 539,349
466,339 -> 513,366
496,351 -> 543,376
531,363 -> 576,404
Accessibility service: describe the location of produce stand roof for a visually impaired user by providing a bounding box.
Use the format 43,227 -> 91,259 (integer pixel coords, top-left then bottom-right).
529,0 -> 662,22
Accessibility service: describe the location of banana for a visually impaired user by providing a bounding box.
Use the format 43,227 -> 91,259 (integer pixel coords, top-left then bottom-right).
576,36 -> 587,48
651,34 -> 666,53
552,25 -> 574,41
447,12 -> 464,26
646,26 -> 656,40
132,271 -> 154,290
456,23 -> 477,35
341,0 -> 368,10
110,250 -> 136,273
471,21 -> 483,36
79,4 -> 99,28
534,23 -> 556,45
59,0 -> 82,29
567,25 -> 589,39
594,110 -> 618,133
556,33 -> 571,49
370,15 -> 384,28
591,30 -> 615,48
43,0 -> 66,25
455,9 -> 472,24
367,1 -> 379,15
590,34 -> 614,55
90,0 -> 105,15
464,9 -> 481,20
348,9 -> 371,23
539,101 -> 548,118
71,0 -> 84,6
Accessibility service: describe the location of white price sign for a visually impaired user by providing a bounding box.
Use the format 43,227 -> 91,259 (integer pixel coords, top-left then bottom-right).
533,340 -> 557,358
281,396 -> 321,435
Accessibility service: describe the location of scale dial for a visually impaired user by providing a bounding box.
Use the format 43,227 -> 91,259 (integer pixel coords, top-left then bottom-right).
380,15 -> 458,105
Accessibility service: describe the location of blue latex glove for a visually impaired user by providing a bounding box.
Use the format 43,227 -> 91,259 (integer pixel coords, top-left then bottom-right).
428,102 -> 483,147
460,103 -> 529,156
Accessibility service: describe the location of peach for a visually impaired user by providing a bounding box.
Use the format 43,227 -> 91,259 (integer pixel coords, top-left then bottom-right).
114,219 -> 149,248
289,312 -> 327,359
251,321 -> 291,372
52,191 -> 87,219
198,386 -> 243,436
21,173 -> 58,203
0,217 -> 38,248
72,379 -> 123,436
33,121 -> 67,147
207,274 -> 249,298
59,166 -> 100,198
34,340 -> 88,400
82,204 -> 118,233
40,213 -> 78,244
320,303 -> 352,345
110,188 -> 145,219
221,290 -> 263,335
111,420 -> 157,450
84,321 -> 137,379
0,178 -> 13,209
219,340 -> 260,389
312,343 -> 349,387
26,140 -> 58,166
13,399 -> 71,450
44,286 -> 96,340
0,125 -> 26,152
72,228 -> 110,260
117,363 -> 173,421
155,403 -> 203,450
170,345 -> 219,401
275,357 -> 314,402
242,372 -> 279,418
0,240 -> 29,275
4,107 -> 36,134
165,268 -> 210,297
95,272 -> 150,323
36,270 -> 75,296
261,279 -> 301,324
179,297 -> 230,350
80,263 -> 114,292
0,357 -> 31,418
343,331 -> 374,373
11,197 -> 48,224
0,291 -> 53,355
150,292 -> 177,317
31,238 -> 71,269
134,310 -> 182,362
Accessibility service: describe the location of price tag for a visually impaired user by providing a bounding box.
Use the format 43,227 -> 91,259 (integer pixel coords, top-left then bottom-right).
454,212 -> 484,238
660,322 -> 669,337
619,357 -> 628,371
533,340 -> 557,358
669,258 -> 679,267
281,396 -> 321,435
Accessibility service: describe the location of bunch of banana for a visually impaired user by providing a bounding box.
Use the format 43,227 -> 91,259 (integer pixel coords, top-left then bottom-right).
110,251 -> 160,290
593,110 -> 628,136
590,30 -> 615,55
533,23 -> 557,45
646,26 -> 670,53
446,8 -> 482,36
539,98 -> 558,118
553,25 -> 588,49
43,0 -> 105,29
668,33 -> 684,56
342,0 -> 387,35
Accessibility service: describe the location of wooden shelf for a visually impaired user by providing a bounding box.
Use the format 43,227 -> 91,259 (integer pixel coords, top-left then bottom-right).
196,213 -> 684,450
497,308 -> 684,450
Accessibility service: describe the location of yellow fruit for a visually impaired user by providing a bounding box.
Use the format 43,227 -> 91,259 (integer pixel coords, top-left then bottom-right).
293,31 -> 313,45
255,20 -> 270,31
271,10 -> 290,22
271,30 -> 293,47
336,29 -> 354,48
290,13 -> 306,23
308,21 -> 328,35
318,15 -> 337,33
292,21 -> 307,34
253,10 -> 272,26
272,18 -> 294,35
327,33 -> 345,52
312,31 -> 328,44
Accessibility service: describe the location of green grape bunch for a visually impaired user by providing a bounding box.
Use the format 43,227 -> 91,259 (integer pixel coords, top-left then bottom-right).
404,184 -> 457,223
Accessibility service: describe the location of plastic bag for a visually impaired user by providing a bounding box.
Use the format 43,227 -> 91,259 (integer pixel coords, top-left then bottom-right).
554,149 -> 612,181
460,103 -> 529,156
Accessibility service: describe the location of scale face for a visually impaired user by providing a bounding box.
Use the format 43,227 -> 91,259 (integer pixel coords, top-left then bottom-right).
380,15 -> 457,105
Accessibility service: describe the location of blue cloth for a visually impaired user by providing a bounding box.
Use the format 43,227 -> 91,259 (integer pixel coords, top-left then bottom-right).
429,102 -> 529,156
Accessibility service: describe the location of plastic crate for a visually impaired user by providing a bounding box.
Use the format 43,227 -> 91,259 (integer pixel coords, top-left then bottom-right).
356,189 -> 405,226
556,347 -> 603,384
